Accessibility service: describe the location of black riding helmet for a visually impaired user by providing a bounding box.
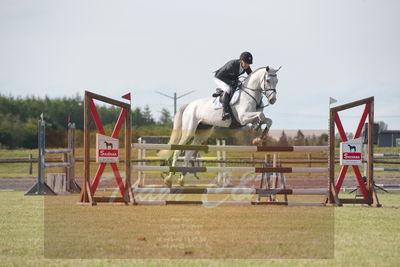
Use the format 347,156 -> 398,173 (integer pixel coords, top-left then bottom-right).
240,51 -> 253,64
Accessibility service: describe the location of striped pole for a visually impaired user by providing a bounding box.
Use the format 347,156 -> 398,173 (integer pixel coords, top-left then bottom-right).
374,153 -> 400,157
139,184 -> 218,188
374,168 -> 400,172
132,165 -> 329,173
132,187 -> 328,195
133,200 -> 325,206
132,143 -> 329,152
376,184 -> 400,188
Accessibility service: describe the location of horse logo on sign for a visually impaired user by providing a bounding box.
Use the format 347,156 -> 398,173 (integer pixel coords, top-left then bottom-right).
104,141 -> 113,149
96,133 -> 119,163
340,138 -> 362,165
347,144 -> 357,152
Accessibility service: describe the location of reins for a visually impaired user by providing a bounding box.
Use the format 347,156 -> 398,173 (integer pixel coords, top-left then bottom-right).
238,67 -> 277,109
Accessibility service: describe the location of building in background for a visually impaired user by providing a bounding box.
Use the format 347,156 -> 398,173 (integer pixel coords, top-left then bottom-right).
378,130 -> 400,147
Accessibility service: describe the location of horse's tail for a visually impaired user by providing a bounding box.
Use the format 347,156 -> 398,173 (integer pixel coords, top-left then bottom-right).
157,104 -> 189,160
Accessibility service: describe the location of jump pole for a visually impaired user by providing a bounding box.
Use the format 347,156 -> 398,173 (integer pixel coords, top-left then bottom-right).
132,166 -> 328,173
373,153 -> 400,157
131,187 -> 328,195
86,199 -> 325,206
133,200 -> 326,206
132,143 -> 329,152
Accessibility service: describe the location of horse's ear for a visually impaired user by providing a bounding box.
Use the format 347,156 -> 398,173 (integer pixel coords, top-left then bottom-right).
266,66 -> 270,72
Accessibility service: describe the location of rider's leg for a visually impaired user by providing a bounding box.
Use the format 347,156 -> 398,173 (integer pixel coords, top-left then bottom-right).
213,78 -> 232,120
214,78 -> 231,92
221,91 -> 231,120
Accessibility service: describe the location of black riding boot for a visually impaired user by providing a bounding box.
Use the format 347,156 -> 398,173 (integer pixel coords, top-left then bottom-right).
221,92 -> 231,121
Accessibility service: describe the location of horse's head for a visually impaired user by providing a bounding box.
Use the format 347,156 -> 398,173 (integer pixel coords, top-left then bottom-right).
262,66 -> 281,105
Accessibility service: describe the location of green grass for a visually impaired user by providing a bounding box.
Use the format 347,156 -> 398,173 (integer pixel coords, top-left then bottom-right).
0,191 -> 399,266
0,149 -> 37,178
0,149 -> 37,158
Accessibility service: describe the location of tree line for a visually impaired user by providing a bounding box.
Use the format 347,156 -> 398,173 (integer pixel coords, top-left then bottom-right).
211,128 -> 328,147
0,94 -> 173,149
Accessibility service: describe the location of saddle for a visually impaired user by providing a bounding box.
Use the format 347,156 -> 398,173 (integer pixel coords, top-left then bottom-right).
211,88 -> 241,109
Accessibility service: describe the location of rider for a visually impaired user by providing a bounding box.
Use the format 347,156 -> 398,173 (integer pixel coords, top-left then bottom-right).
214,51 -> 253,120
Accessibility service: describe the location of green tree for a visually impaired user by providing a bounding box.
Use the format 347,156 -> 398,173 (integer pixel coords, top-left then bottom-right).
294,130 -> 305,145
278,131 -> 289,146
317,133 -> 328,145
0,94 -> 162,148
158,108 -> 172,126
142,105 -> 155,125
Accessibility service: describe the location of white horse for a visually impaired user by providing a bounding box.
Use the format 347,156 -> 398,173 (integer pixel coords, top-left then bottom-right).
158,66 -> 280,187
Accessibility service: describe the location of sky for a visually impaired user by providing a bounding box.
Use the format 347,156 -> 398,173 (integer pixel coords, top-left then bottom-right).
0,0 -> 399,132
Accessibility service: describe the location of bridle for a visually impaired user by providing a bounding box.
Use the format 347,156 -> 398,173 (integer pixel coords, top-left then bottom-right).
239,68 -> 277,109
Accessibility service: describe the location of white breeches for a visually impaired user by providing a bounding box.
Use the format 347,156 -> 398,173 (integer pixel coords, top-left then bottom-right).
214,78 -> 231,94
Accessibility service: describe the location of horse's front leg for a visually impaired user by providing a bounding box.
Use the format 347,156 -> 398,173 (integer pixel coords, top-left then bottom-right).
239,112 -> 272,145
239,111 -> 264,125
256,117 -> 272,143
252,119 -> 272,145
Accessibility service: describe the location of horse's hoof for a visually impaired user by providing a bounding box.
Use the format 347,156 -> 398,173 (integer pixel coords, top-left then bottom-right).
252,137 -> 262,145
178,178 -> 185,187
164,180 -> 172,188
217,180 -> 228,187
163,176 -> 173,188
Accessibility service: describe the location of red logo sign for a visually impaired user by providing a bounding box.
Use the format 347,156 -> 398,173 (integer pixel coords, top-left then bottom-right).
98,149 -> 119,158
342,153 -> 361,160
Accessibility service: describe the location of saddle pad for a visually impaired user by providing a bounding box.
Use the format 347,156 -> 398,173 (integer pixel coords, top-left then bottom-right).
212,90 -> 241,110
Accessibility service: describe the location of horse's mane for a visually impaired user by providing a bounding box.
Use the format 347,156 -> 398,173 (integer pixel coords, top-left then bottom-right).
242,67 -> 267,83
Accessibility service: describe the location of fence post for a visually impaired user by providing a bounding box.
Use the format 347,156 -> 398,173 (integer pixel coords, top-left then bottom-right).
29,153 -> 33,175
67,122 -> 80,193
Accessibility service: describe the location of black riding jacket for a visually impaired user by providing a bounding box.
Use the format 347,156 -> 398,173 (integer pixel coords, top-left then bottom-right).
214,59 -> 252,85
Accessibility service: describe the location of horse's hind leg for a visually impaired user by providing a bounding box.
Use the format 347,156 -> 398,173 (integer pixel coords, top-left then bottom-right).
163,128 -> 197,187
163,149 -> 180,187
178,127 -> 213,186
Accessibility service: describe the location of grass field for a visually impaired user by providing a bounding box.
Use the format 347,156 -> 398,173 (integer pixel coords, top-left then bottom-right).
0,191 -> 399,266
1,146 -> 399,266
